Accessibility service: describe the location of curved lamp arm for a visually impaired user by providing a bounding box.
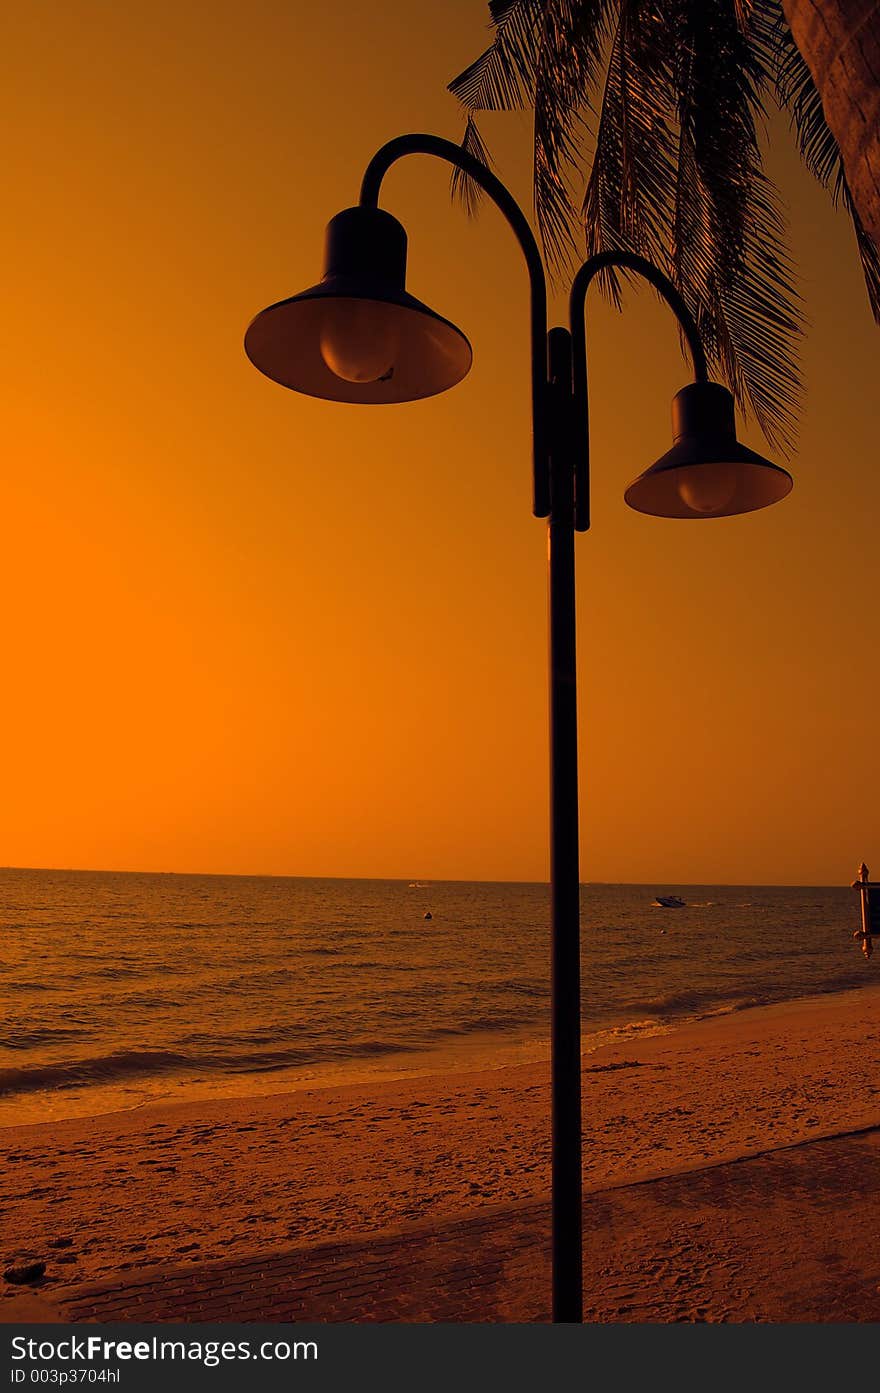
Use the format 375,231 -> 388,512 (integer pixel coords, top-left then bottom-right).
569,251 -> 709,532
360,134 -> 551,516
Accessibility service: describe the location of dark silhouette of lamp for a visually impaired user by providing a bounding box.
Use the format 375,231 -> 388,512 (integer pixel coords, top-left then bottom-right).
625,382 -> 793,518
244,131 -> 795,1325
245,207 -> 471,404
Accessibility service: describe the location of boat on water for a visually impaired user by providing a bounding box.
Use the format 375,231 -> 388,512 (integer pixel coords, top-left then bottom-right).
653,894 -> 686,908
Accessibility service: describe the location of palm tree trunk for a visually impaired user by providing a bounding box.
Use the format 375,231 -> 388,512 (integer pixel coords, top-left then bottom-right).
783,0 -> 880,248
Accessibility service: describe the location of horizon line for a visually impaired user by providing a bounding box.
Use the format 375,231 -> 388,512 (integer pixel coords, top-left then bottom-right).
0,863 -> 850,889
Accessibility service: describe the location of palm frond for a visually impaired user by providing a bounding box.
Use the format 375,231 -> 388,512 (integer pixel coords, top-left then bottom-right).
581,18 -> 627,307
731,0 -> 758,30
450,115 -> 497,216
448,2 -> 543,238
563,4 -> 680,306
667,1 -> 802,449
579,2 -> 801,447
768,3 -> 838,185
765,1 -> 880,322
582,4 -> 678,301
450,3 -> 615,266
531,3 -> 619,268
449,1 -> 808,449
448,1 -> 542,111
841,181 -> 880,324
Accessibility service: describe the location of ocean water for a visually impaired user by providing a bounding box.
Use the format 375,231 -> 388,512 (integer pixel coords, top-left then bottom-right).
0,868 -> 871,1124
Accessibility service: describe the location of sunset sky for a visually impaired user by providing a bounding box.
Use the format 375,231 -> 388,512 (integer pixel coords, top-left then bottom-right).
3,1 -> 878,885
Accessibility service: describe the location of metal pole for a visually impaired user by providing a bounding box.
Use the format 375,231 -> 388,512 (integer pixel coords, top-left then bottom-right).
547,327 -> 583,1322
359,138 -> 580,1319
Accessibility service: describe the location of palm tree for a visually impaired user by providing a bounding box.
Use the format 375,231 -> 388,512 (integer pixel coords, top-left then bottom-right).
449,1 -> 880,451
783,1 -> 880,248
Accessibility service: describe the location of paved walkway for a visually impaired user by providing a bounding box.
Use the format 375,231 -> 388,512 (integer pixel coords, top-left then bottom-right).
41,1129 -> 880,1323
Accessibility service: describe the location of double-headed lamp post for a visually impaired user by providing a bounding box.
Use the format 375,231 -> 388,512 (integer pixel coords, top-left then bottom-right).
244,133 -> 793,1324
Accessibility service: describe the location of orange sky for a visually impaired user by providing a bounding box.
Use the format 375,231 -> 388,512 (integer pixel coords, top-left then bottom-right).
2,1 -> 878,885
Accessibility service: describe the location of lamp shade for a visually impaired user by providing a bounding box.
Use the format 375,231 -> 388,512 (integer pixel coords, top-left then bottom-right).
624,383 -> 793,519
244,206 -> 472,404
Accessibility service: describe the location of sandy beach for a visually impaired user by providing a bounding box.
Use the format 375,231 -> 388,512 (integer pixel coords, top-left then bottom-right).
3,984 -> 880,1321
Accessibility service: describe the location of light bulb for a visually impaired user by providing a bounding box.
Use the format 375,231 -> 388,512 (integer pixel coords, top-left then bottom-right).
677,463 -> 737,516
319,301 -> 397,384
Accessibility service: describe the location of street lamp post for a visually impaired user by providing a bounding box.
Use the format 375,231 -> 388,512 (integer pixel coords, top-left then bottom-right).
244,133 -> 793,1324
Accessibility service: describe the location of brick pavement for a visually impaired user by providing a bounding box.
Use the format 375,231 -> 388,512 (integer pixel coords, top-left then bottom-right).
45,1128 -> 880,1322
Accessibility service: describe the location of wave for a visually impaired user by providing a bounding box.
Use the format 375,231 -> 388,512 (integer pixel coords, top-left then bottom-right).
0,1025 -> 91,1050
0,1049 -> 198,1096
610,969 -> 875,1027
0,1038 -> 415,1098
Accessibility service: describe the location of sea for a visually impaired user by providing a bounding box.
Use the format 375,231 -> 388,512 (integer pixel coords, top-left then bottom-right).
0,867 -> 872,1125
